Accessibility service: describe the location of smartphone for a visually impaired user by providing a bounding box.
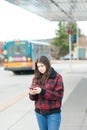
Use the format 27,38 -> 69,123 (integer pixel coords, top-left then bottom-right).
29,88 -> 37,90
29,87 -> 33,90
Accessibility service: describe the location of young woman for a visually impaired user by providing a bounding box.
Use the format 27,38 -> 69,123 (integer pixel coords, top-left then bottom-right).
29,55 -> 64,130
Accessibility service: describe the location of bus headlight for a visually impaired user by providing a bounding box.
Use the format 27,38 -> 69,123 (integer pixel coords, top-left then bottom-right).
4,58 -> 8,62
22,56 -> 26,61
28,57 -> 31,61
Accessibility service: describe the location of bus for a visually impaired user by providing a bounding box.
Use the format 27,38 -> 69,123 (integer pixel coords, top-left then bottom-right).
3,40 -> 51,74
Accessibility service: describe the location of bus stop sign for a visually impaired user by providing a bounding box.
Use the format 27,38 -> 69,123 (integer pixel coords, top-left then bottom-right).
68,29 -> 73,35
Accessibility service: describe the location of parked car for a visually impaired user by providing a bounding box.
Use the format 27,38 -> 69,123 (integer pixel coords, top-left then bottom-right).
60,53 -> 73,60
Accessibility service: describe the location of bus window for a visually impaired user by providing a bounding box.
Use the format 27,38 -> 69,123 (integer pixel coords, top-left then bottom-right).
8,45 -> 26,56
8,46 -> 14,55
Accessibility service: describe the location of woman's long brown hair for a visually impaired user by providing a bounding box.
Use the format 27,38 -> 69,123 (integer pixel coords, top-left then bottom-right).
34,56 -> 51,85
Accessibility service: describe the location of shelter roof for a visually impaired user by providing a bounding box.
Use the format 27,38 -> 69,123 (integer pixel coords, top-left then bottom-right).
6,0 -> 87,21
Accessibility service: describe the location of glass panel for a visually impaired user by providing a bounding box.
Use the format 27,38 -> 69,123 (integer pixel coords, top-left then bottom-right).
8,45 -> 26,56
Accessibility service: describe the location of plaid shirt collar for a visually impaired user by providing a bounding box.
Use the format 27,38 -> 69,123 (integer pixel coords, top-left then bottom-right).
49,67 -> 57,79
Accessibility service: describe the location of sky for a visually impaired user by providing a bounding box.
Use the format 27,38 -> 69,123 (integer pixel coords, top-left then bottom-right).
0,0 -> 87,41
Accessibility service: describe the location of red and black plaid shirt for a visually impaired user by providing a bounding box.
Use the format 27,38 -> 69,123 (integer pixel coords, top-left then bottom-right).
29,68 -> 64,114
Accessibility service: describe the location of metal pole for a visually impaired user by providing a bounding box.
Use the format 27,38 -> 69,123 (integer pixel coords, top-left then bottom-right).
69,34 -> 72,60
69,34 -> 72,71
76,24 -> 79,60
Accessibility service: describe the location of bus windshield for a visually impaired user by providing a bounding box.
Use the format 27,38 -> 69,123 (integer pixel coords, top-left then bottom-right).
8,44 -> 26,56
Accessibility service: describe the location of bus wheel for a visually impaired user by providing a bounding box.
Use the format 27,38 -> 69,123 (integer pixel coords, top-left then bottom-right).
13,71 -> 21,75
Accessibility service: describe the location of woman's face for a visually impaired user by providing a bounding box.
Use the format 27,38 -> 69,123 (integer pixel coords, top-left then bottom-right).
37,62 -> 46,74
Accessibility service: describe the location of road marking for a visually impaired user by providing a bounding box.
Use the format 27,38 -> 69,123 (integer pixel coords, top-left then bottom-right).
0,89 -> 29,111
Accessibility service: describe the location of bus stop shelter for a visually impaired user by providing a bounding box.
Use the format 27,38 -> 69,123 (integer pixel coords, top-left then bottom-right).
5,0 -> 87,21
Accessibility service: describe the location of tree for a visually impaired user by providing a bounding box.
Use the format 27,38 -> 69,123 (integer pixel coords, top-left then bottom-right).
51,22 -> 81,59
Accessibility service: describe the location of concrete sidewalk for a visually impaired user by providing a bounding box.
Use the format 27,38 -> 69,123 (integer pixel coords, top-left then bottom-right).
60,71 -> 87,130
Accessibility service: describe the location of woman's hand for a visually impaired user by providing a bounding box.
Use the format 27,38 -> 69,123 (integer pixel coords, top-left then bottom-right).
29,88 -> 36,95
33,87 -> 42,94
29,87 -> 41,95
